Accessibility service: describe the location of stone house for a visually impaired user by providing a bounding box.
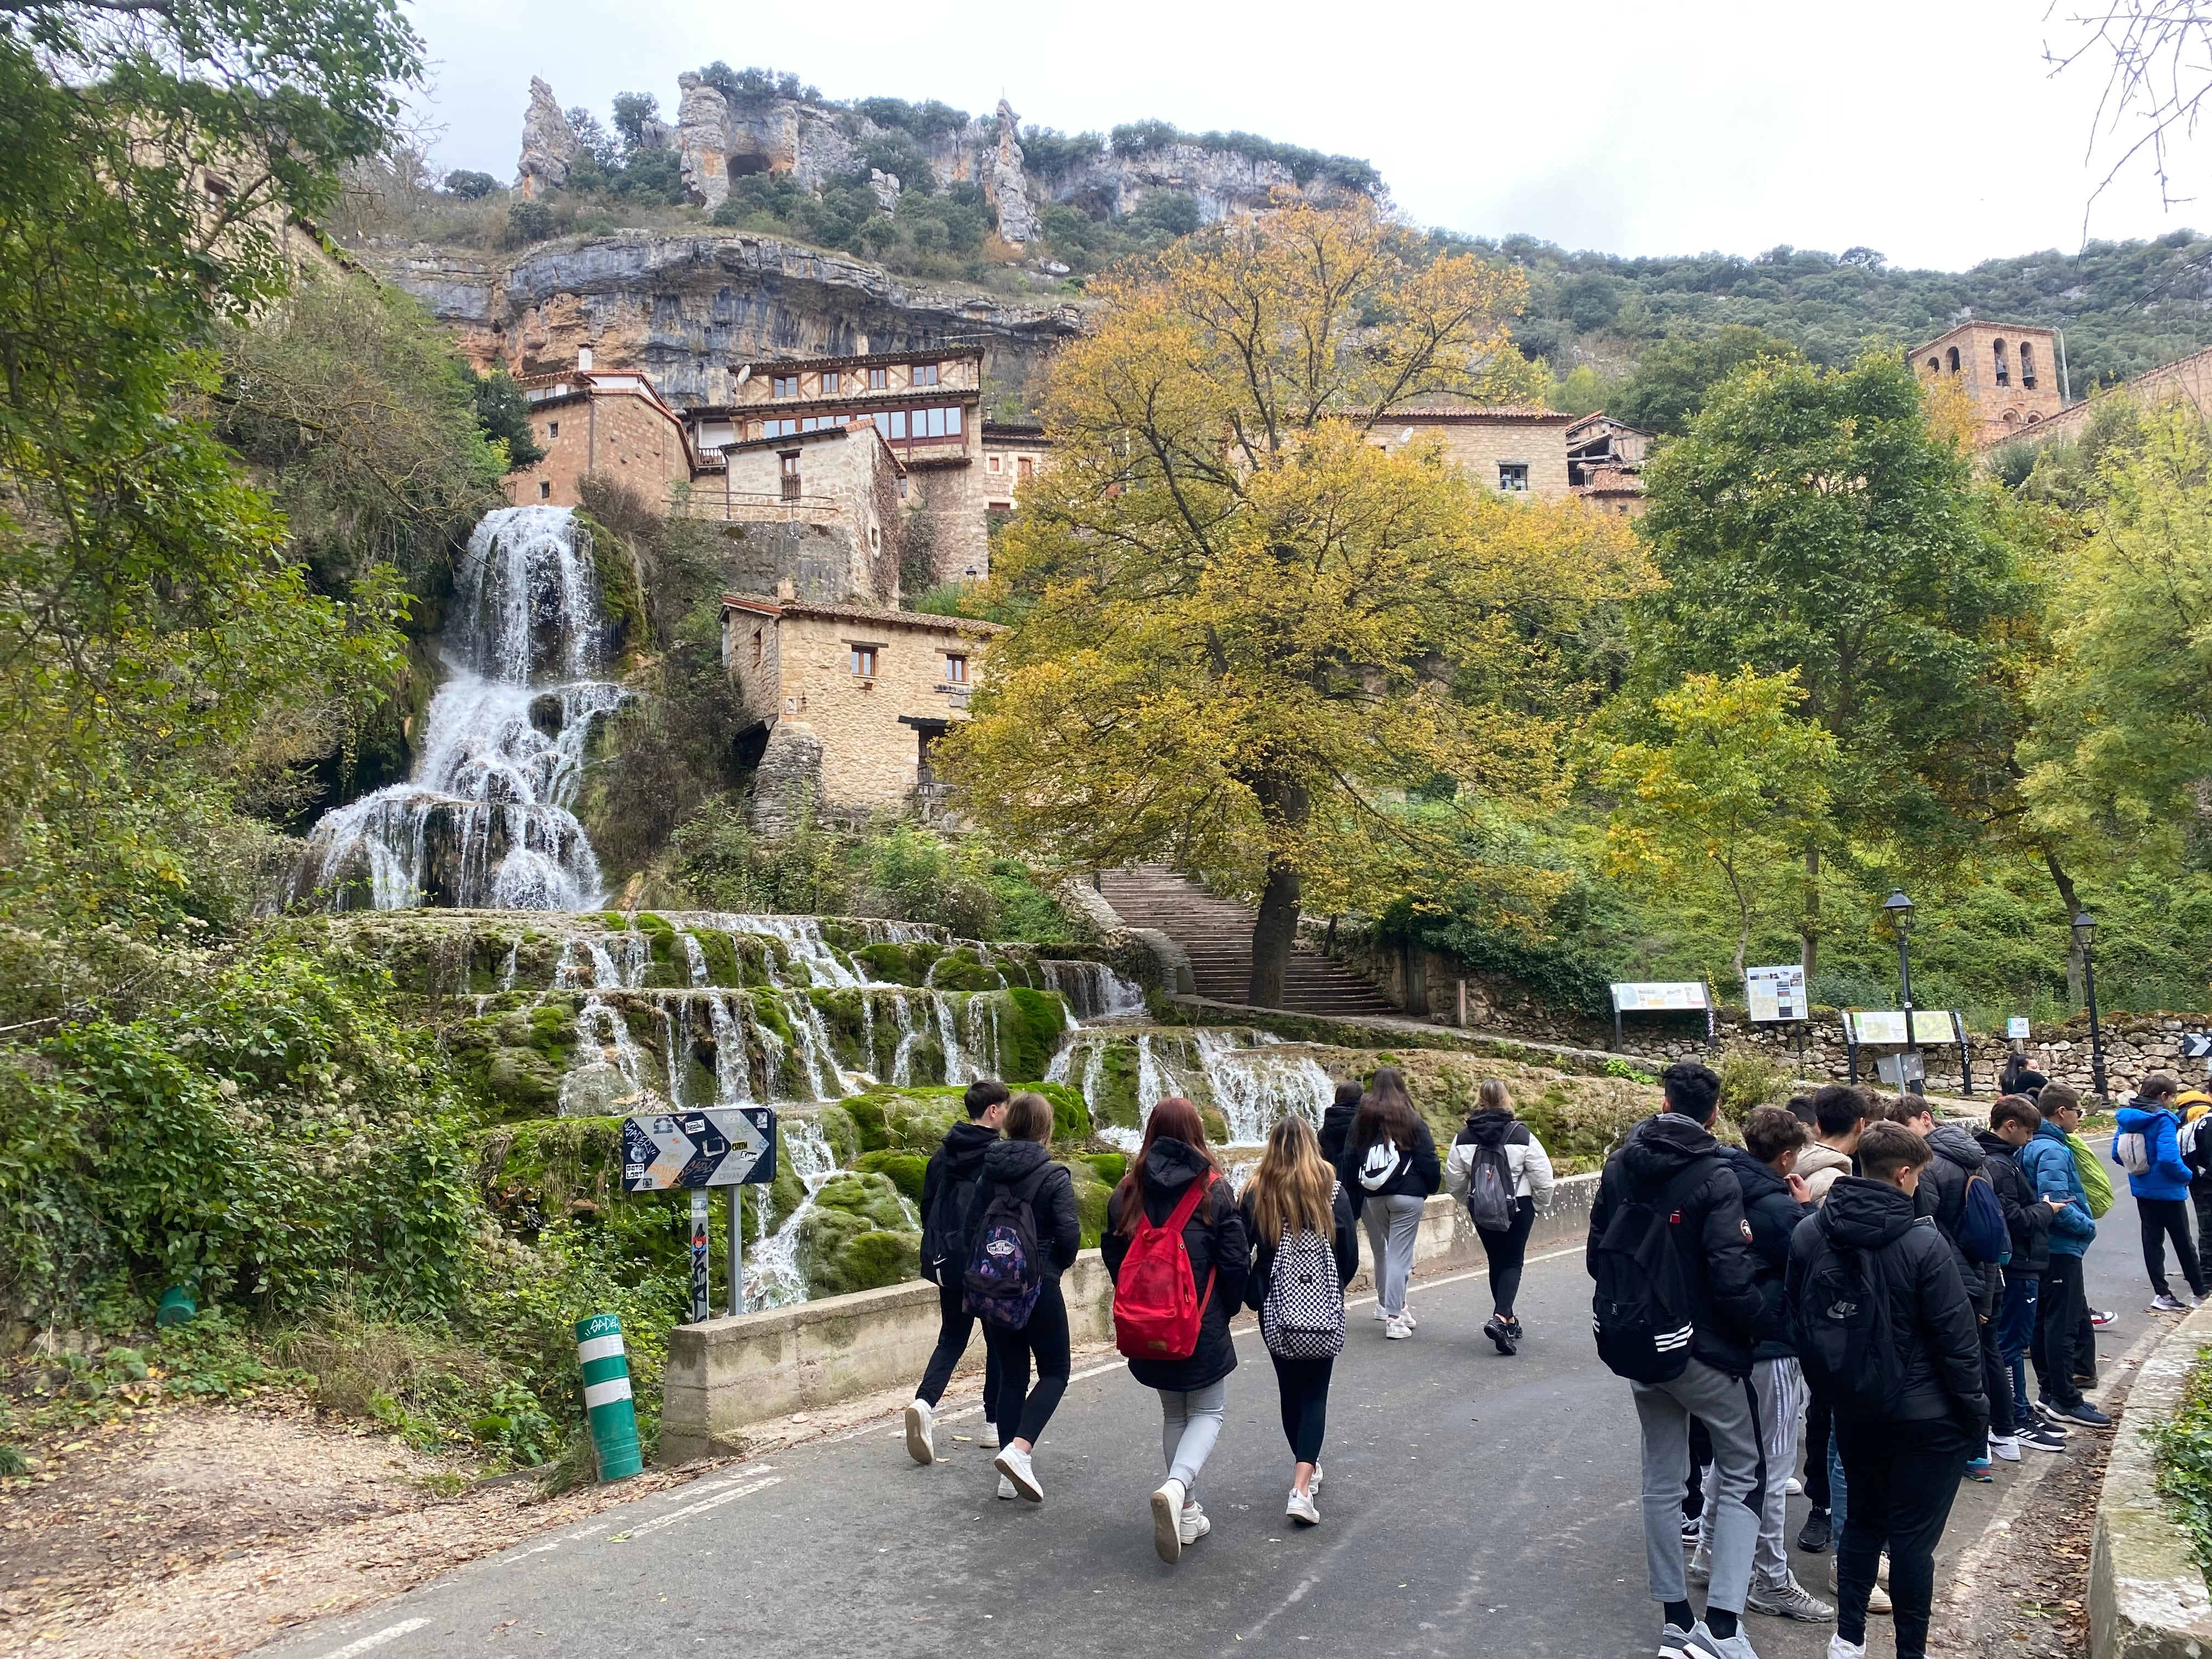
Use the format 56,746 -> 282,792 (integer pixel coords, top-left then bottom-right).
720,591 -> 1006,831
695,422 -> 905,605
1566,411 -> 1651,516
506,351 -> 702,508
684,348 -> 991,584
1367,407 -> 1577,500
1910,321 -> 2064,445
979,421 -> 1051,512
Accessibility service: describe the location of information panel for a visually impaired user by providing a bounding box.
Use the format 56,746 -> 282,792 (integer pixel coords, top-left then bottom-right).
1745,964 -> 1808,1024
1610,981 -> 1710,1013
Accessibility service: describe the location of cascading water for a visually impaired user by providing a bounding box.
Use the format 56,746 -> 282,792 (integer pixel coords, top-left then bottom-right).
292,506 -> 623,910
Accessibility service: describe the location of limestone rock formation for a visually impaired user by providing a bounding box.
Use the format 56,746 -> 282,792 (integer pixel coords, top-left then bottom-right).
516,76 -> 578,200
371,230 -> 1082,405
675,72 -> 733,211
867,168 -> 901,212
985,99 -> 1039,245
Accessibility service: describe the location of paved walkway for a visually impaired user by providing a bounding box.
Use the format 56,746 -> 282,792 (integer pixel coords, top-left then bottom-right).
262,1161 -> 2158,1659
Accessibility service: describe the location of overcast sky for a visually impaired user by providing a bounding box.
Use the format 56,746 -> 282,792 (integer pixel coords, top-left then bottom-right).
410,0 -> 2211,273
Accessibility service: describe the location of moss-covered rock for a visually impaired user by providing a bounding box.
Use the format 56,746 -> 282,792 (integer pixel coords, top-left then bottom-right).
927,947 -> 1008,993
1059,1158 -> 1113,1248
1029,1080 -> 1090,1143
1199,1106 -> 1231,1145
1085,1152 -> 1127,1187
1000,987 -> 1070,1082
854,1150 -> 927,1206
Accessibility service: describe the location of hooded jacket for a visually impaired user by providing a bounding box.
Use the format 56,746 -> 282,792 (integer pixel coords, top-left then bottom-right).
2114,1103 -> 2193,1203
1974,1126 -> 2051,1276
1718,1144 -> 1810,1359
1338,1115 -> 1442,1209
1917,1121 -> 1992,1305
2016,1119 -> 2096,1257
1787,1176 -> 1988,1431
1444,1110 -> 1557,1205
1797,1141 -> 1855,1205
1585,1111 -> 1762,1376
918,1119 -> 1000,1284
1103,1136 -> 1250,1391
975,1136 -> 1082,1283
1318,1099 -> 1360,1170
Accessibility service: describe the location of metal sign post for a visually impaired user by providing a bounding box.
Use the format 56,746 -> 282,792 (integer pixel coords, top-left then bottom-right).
622,1107 -> 778,1323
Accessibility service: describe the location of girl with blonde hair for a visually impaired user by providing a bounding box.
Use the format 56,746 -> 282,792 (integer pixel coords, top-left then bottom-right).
1242,1113 -> 1357,1525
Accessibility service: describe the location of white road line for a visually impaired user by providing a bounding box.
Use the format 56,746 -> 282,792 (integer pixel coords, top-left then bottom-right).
312,1620 -> 429,1659
608,1474 -> 783,1540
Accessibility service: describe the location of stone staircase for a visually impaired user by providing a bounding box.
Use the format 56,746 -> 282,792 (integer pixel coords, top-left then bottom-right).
1096,866 -> 1400,1017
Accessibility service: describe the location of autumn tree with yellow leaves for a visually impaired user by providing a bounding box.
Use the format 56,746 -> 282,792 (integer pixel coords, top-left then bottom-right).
940,200 -> 1651,1005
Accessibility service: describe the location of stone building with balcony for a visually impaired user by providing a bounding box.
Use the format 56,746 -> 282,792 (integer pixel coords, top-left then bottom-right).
721,590 -> 1005,831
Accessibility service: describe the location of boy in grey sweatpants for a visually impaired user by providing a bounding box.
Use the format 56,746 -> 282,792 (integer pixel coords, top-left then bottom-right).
1588,1063 -> 1767,1659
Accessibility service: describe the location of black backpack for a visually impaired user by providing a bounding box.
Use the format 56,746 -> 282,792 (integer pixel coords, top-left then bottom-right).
922,1159 -> 986,1284
1590,1159 -> 1713,1384
1793,1225 -> 1909,1416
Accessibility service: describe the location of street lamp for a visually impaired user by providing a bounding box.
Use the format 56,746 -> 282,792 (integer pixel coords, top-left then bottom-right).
2074,910 -> 2108,1102
1884,890 -> 1919,1094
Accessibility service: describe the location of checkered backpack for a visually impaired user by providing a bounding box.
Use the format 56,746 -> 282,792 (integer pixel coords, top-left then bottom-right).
1259,1182 -> 1347,1359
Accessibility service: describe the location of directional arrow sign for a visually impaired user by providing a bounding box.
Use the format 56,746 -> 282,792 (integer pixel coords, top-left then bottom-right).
2183,1034 -> 2212,1061
620,1108 -> 777,1193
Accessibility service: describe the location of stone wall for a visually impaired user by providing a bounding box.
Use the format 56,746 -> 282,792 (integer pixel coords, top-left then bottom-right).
659,1178 -> 1598,1459
1316,921 -> 2207,1098
1370,412 -> 1575,501
716,429 -> 900,602
506,387 -> 691,509
905,461 -> 990,584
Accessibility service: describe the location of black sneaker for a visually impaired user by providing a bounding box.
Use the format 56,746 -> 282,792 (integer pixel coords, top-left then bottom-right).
1795,1508 -> 1832,1553
2018,1424 -> 2070,1452
2032,1400 -> 2075,1432
1483,1315 -> 1517,1356
2060,1400 -> 2113,1427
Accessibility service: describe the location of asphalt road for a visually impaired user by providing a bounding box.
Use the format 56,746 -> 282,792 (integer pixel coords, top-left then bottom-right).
264,1142 -> 2161,1659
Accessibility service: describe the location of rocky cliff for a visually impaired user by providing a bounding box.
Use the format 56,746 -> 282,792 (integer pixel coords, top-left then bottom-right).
371,230 -> 1084,404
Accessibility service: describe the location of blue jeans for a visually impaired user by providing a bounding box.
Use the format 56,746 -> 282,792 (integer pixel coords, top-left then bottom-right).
1996,1273 -> 2041,1422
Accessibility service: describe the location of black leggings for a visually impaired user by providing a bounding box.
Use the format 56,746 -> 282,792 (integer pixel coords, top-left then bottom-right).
982,1278 -> 1071,1446
1477,1196 -> 1536,1317
2140,1196 -> 2207,1299
1269,1352 -> 1334,1464
917,1276 -> 1004,1415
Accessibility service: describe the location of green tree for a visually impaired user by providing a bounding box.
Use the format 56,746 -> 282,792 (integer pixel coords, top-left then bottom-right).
1611,325 -> 1801,435
1638,353 -> 2036,977
1602,669 -> 1839,986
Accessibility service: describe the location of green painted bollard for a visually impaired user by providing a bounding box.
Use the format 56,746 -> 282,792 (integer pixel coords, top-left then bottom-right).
574,1313 -> 642,1481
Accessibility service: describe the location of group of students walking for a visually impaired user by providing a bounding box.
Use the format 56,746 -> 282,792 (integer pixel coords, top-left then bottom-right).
897,1068 -> 1558,1561
1604,1062 -> 2121,1659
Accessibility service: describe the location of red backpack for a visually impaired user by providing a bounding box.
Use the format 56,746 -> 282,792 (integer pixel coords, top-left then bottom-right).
1112,1172 -> 1217,1362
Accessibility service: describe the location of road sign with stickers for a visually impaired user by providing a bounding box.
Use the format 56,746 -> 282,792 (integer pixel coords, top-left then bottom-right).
620,1108 -> 777,1193
2183,1034 -> 2212,1061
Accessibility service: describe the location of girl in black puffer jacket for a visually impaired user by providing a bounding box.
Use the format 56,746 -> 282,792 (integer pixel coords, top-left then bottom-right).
1104,1097 -> 1249,1564
978,1092 -> 1082,1506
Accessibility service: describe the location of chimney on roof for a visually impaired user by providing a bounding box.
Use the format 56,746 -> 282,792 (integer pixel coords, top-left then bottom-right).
775,577 -> 795,601
577,343 -> 594,371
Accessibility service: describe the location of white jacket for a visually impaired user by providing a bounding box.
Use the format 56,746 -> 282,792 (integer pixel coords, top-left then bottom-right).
1444,1119 -> 1556,1210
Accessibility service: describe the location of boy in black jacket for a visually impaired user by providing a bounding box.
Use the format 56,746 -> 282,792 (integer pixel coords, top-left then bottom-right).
1587,1063 -> 1765,1659
902,1079 -> 1007,1466
1977,1096 -> 2066,1456
1788,1123 -> 1987,1659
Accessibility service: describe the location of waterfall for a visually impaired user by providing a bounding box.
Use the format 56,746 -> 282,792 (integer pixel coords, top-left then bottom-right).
1040,959 -> 1146,1020
292,506 -> 623,911
747,1118 -> 842,1310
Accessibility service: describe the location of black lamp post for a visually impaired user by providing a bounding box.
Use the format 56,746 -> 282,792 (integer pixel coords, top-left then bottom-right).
2074,910 -> 2108,1102
1884,889 -> 1918,1093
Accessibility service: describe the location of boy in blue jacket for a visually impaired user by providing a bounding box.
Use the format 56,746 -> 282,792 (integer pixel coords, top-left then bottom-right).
2016,1083 -> 2107,1426
2115,1073 -> 2208,1312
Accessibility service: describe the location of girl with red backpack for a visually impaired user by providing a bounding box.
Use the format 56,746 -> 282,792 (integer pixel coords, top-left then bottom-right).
1103,1097 -> 1250,1564
971,1092 -> 1081,1504
1241,1114 -> 1357,1526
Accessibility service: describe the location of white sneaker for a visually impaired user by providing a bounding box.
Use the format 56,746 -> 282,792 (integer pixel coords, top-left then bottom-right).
1746,1571 -> 1836,1622
1989,1434 -> 2022,1462
1401,1307 -> 1418,1330
1825,1637 -> 1866,1659
1150,1478 -> 1187,1562
978,1423 -> 1000,1449
1372,1304 -> 1389,1320
1286,1487 -> 1319,1526
1658,1623 -> 1700,1659
1178,1500 -> 1211,1545
1685,1543 -> 1712,1585
1695,1629 -> 1762,1659
997,1473 -> 1015,1500
1385,1316 -> 1412,1340
994,1444 -> 1042,1502
1309,1463 -> 1323,1494
1783,1475 -> 1803,1496
902,1398 -> 935,1466
1827,1559 -> 1892,1613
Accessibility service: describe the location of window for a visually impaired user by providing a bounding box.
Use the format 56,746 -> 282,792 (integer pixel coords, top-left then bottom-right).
1498,462 -> 1529,493
751,628 -> 764,666
944,653 -> 968,684
772,375 -> 799,399
821,370 -> 840,395
850,644 -> 879,678
763,417 -> 797,438
868,366 -> 888,390
1925,358 -> 1939,374
548,420 -> 559,438
2021,342 -> 2038,388
1994,340 -> 2010,387
988,454 -> 1002,472
539,480 -> 552,499
913,363 -> 940,387
779,451 -> 801,500
897,477 -> 908,500
1017,455 -> 1034,481
1947,346 -> 1960,372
